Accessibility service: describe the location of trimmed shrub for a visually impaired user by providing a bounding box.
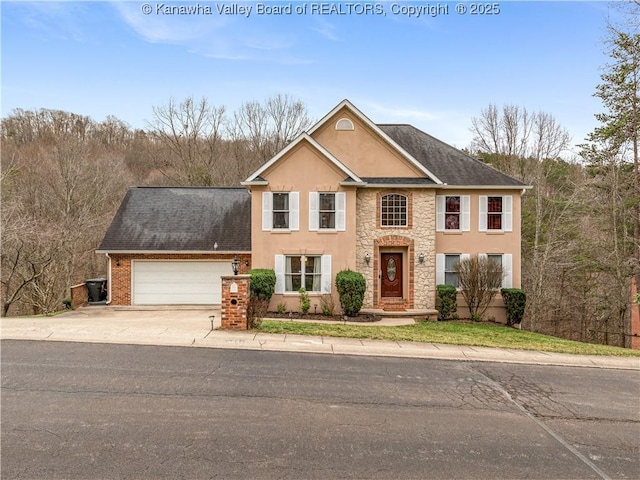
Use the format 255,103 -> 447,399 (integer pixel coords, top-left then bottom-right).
249,269 -> 276,301
501,288 -> 526,326
436,284 -> 457,320
335,269 -> 366,316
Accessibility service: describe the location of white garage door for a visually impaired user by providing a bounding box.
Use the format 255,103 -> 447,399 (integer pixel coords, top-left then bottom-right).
133,261 -> 231,305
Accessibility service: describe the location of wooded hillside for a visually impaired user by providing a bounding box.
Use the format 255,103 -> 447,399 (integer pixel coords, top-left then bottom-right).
1,15 -> 638,347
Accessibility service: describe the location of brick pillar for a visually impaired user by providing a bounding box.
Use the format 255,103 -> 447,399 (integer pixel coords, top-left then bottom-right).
70,283 -> 88,309
631,276 -> 640,350
221,275 -> 251,330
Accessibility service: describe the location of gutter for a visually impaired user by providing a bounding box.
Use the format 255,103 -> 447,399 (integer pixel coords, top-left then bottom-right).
105,253 -> 112,305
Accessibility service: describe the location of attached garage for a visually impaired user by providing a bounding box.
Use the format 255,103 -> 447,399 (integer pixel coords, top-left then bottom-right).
132,261 -> 233,305
96,187 -> 252,306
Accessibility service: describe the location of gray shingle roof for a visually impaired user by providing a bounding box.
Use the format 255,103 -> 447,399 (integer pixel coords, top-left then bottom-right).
360,177 -> 436,185
97,187 -> 251,252
378,124 -> 527,187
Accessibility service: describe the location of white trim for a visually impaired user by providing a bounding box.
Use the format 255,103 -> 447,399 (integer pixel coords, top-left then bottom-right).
321,255 -> 332,293
503,195 -> 513,232
244,133 -> 363,184
479,196 -> 488,232
461,195 -> 470,231
335,192 -> 346,231
262,191 -> 273,231
307,100 -> 443,185
503,253 -> 513,288
95,250 -> 249,255
289,192 -> 299,231
274,255 -> 285,294
436,196 -> 445,232
435,254 -> 445,285
309,192 -> 319,231
439,185 -> 530,190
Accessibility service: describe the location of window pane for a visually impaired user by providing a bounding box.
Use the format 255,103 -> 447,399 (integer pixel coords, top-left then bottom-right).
488,196 -> 502,213
488,214 -> 502,230
381,194 -> 408,226
445,254 -> 460,271
445,272 -> 458,288
446,196 -> 460,213
289,256 -> 301,273
320,212 -> 335,229
273,212 -> 289,229
273,193 -> 289,211
287,275 -> 301,291
319,193 -> 335,211
445,214 -> 460,230
487,254 -> 502,266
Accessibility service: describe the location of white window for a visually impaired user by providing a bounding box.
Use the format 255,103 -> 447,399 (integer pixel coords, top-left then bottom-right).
309,192 -> 346,231
479,195 -> 512,232
436,195 -> 470,231
275,254 -> 332,294
436,253 -> 471,288
381,194 -> 407,227
480,253 -> 513,288
262,192 -> 299,231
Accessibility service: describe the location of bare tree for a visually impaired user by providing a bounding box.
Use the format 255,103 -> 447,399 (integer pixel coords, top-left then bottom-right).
148,96 -> 227,185
229,94 -> 312,168
455,255 -> 504,321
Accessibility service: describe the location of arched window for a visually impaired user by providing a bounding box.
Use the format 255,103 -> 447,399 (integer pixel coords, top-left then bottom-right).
335,118 -> 355,131
380,194 -> 408,227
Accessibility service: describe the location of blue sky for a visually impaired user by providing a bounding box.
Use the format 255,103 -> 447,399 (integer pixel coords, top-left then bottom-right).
1,1 -> 624,154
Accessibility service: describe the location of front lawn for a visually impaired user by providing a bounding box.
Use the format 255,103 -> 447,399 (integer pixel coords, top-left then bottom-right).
257,320 -> 640,357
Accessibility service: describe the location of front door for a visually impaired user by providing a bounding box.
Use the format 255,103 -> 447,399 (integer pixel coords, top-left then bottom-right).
381,253 -> 403,298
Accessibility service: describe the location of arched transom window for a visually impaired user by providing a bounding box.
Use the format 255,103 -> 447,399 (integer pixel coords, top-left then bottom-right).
381,194 -> 408,227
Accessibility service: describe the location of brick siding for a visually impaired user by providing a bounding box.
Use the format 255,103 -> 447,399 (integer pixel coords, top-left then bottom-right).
109,253 -> 251,306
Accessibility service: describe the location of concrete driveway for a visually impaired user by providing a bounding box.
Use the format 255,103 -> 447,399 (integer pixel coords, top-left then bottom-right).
2,305 -> 639,370
1,305 -> 221,346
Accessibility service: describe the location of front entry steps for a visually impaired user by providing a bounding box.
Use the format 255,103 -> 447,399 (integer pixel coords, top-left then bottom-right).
361,308 -> 439,319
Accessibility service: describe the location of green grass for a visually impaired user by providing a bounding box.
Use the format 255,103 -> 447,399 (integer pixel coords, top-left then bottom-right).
257,320 -> 640,357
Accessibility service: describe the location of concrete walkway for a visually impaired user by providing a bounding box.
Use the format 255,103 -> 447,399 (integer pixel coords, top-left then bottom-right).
2,306 -> 638,370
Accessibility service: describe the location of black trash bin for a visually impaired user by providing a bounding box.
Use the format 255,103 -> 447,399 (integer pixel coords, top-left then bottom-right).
86,278 -> 107,303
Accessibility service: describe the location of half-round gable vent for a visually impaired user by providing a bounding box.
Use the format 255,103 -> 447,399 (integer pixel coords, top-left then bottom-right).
335,118 -> 355,131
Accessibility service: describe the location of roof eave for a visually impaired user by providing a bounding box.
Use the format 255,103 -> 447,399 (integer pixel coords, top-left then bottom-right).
307,99 -> 444,185
438,184 -> 532,190
243,132 -> 363,184
96,250 -> 251,255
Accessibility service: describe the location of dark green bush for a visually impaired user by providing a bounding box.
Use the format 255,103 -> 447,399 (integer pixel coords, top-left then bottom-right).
436,285 -> 457,320
501,288 -> 526,326
249,269 -> 276,301
335,269 -> 366,317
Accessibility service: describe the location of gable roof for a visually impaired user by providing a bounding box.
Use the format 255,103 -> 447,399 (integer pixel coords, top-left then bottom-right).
307,99 -> 443,184
97,187 -> 251,253
378,124 -> 527,188
243,132 -> 363,185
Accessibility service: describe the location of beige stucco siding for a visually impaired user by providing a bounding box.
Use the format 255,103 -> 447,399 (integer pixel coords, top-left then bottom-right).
435,189 -> 523,288
250,140 -> 358,311
311,108 -> 425,179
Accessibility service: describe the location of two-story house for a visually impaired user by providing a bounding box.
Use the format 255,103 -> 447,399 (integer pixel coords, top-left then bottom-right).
97,100 -> 527,321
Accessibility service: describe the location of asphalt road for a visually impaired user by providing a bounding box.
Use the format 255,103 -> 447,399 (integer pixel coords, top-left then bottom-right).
2,340 -> 639,480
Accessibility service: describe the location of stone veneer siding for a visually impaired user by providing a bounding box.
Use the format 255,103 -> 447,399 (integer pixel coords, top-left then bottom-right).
356,189 -> 436,309
109,253 -> 251,306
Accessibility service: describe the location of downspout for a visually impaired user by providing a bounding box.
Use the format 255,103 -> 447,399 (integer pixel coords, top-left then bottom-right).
105,253 -> 112,305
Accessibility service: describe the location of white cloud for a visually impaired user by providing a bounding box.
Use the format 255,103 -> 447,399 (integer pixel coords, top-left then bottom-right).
111,2 -> 311,64
312,20 -> 340,42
